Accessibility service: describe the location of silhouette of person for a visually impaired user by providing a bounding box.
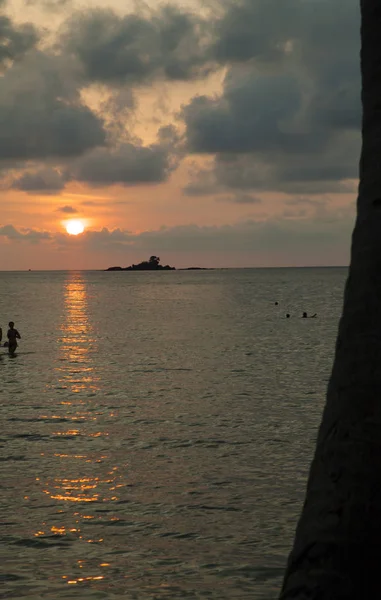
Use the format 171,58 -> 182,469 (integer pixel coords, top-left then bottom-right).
7,321 -> 21,354
302,312 -> 317,318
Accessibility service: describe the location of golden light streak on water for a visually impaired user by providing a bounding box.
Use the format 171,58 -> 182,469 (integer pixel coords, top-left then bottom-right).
66,576 -> 105,585
57,272 -> 100,394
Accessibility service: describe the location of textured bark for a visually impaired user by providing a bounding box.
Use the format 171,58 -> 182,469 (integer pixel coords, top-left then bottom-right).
279,2 -> 381,598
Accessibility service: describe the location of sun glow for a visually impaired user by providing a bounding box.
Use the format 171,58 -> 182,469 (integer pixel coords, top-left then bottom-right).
66,220 -> 85,235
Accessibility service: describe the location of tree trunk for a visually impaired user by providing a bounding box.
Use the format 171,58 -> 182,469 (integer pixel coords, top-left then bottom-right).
279,1 -> 381,598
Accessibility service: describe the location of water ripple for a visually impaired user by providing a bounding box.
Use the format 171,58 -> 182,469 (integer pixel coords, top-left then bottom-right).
0,268 -> 346,598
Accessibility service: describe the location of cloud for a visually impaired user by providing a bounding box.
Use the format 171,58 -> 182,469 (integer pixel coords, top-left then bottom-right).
216,193 -> 262,204
0,224 -> 51,243
52,226 -> 135,251
183,164 -> 222,196
57,205 -> 77,214
182,72 -> 308,154
0,14 -> 39,69
0,51 -> 106,163
182,59 -> 361,192
0,0 -> 363,201
185,149 -> 358,197
11,167 -> 68,193
61,5 -> 213,85
0,30 -> 181,187
213,137 -> 359,194
0,204 -> 354,265
25,0 -> 72,11
181,0 -> 361,195
72,145 -> 171,186
103,209 -> 352,265
211,0 -> 359,74
71,126 -> 180,186
84,211 -> 352,264
211,0 -> 298,64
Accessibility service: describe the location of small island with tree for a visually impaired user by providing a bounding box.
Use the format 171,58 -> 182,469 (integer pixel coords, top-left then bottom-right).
106,256 -> 175,271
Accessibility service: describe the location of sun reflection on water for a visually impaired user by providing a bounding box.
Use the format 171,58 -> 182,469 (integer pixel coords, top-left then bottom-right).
37,465 -> 124,504
29,273 -> 125,588
57,272 -> 100,394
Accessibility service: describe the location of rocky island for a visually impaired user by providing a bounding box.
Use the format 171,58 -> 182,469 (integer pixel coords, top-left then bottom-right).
106,256 -> 175,271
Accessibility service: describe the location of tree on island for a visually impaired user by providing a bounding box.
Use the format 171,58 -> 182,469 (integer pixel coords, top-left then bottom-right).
280,1 -> 381,598
149,255 -> 160,267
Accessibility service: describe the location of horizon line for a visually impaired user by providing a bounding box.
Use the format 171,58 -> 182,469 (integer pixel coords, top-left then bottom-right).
0,265 -> 349,273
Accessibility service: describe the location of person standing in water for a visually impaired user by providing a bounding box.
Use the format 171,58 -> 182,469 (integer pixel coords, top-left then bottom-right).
7,321 -> 21,354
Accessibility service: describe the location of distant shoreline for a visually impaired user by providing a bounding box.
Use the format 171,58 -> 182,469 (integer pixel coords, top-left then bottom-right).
0,266 -> 349,273
105,256 -> 349,272
105,256 -> 217,271
104,265 -> 347,272
105,265 -> 216,271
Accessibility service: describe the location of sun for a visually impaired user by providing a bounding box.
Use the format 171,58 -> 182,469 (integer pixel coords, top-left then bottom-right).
66,220 -> 85,235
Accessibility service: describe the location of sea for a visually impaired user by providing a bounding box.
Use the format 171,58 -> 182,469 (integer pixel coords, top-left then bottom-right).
0,267 -> 347,599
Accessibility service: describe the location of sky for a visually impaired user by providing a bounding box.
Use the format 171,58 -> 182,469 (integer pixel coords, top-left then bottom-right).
0,0 -> 361,269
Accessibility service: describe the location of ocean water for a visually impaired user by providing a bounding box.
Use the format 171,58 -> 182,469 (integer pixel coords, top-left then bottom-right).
0,268 -> 347,599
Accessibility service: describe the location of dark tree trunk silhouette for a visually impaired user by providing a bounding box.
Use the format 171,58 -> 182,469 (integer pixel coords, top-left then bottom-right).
280,1 -> 381,597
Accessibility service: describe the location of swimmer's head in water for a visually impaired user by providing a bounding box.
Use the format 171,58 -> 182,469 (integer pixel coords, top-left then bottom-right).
302,312 -> 307,318
286,314 -> 290,318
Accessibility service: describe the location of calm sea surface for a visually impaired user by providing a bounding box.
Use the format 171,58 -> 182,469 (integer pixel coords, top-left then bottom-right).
0,268 -> 347,599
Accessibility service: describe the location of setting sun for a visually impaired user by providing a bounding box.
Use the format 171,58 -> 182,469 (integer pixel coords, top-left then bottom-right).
66,220 -> 85,235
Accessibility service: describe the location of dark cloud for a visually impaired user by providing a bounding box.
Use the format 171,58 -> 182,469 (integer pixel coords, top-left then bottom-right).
211,0 -> 359,75
71,126 -> 180,186
182,72 -> 312,154
182,61 -> 360,161
52,226 -> 135,251
82,227 -> 133,247
11,167 -> 68,193
0,52 -> 106,163
0,0 -> 362,198
181,0 -> 361,195
212,134 -> 359,194
57,205 -> 77,214
285,197 -> 328,208
185,143 -> 358,197
211,0 -> 298,64
217,193 -> 261,204
73,143 -> 171,186
62,5 -> 212,85
0,14 -> 39,68
0,224 -> 51,242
